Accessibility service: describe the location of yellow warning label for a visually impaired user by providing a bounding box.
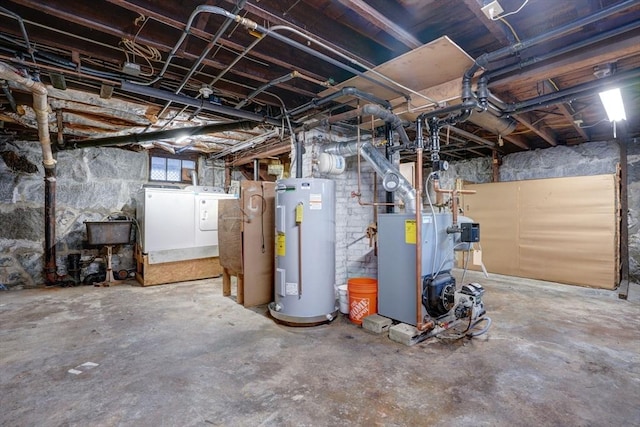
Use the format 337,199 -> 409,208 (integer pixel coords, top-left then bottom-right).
295,203 -> 304,223
405,220 -> 416,244
276,233 -> 286,257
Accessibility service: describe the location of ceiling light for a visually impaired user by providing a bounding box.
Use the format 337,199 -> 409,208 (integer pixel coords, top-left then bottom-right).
598,88 -> 626,122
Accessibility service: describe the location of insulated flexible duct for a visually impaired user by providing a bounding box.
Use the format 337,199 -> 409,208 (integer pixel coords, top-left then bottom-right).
322,140 -> 416,213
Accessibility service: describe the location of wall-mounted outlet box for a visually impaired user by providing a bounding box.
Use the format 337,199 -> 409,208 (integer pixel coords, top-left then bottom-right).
481,0 -> 504,20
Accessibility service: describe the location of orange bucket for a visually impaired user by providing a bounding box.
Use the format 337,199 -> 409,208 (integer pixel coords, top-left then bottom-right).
348,277 -> 378,325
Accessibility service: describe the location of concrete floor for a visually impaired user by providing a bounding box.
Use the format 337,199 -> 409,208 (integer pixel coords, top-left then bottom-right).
1,270 -> 639,427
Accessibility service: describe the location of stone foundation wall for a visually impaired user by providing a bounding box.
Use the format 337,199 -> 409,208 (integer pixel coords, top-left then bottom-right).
0,140 -> 148,289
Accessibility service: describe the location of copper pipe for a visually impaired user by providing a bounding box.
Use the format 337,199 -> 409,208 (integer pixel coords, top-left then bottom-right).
433,179 -> 476,225
415,148 -> 429,331
351,191 -> 396,208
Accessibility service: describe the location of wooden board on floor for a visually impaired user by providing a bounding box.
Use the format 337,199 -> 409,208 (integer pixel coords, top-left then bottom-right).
135,245 -> 222,286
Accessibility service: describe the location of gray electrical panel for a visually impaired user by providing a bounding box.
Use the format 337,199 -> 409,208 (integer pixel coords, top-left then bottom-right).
377,213 -> 454,325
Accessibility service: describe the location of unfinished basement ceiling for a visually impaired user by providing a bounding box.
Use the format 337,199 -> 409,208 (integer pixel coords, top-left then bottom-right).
0,0 -> 639,161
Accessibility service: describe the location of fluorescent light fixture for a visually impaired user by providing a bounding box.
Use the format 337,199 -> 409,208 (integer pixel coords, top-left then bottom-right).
599,88 -> 626,121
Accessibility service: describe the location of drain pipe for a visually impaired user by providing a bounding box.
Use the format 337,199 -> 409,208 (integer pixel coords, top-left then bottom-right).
464,0 -> 638,82
64,120 -> 255,149
361,103 -> 411,147
0,61 -> 57,285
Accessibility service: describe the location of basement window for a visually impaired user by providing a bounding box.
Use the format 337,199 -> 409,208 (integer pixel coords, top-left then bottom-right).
149,152 -> 196,183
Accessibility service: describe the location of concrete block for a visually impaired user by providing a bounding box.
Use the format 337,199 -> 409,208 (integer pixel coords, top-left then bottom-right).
362,314 -> 392,335
389,323 -> 421,346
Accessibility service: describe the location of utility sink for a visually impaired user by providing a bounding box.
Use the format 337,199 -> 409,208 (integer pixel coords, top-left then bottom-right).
84,220 -> 133,245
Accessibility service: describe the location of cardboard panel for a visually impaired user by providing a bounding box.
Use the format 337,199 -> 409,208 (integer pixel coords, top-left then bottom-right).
218,199 -> 243,273
517,175 -> 618,288
241,181 -> 275,307
463,174 -> 618,289
462,181 -> 519,276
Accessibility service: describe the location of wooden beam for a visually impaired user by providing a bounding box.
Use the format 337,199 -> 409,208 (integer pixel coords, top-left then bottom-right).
461,0 -> 516,46
490,33 -> 640,88
102,0 -> 331,84
334,0 -> 422,50
513,113 -> 557,146
231,143 -> 290,166
502,134 -> 530,149
220,0 -> 378,69
542,81 -> 590,141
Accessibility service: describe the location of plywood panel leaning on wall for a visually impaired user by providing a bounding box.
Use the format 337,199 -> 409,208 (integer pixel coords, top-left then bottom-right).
462,174 -> 619,289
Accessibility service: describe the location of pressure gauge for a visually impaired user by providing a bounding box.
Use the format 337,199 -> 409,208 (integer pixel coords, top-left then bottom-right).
441,160 -> 449,171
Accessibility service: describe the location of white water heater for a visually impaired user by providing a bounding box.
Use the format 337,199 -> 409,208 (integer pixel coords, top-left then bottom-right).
269,178 -> 337,324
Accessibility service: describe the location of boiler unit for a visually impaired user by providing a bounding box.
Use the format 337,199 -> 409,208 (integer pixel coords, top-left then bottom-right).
136,185 -> 236,264
378,211 -> 487,340
269,178 -> 338,324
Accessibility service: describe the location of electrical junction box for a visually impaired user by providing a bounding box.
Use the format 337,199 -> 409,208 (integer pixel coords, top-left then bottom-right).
121,62 -> 141,76
461,222 -> 480,242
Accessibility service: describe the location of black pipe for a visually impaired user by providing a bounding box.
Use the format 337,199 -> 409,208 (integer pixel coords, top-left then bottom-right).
418,99 -> 478,121
503,67 -> 640,115
488,20 -> 640,81
44,166 -> 57,285
287,86 -> 391,117
471,0 -> 639,77
295,136 -> 303,178
1,80 -> 17,112
67,253 -> 81,285
120,81 -> 284,126
384,124 -> 394,213
362,104 -> 411,147
65,120 -> 255,149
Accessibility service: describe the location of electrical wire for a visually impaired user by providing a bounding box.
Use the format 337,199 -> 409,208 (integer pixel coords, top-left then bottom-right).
120,15 -> 162,77
578,118 -> 609,128
424,172 -> 440,278
493,0 -> 530,20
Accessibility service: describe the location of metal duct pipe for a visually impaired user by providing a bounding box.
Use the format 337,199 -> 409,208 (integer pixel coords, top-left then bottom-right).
120,81 -> 284,126
0,61 -> 57,285
323,140 -> 416,213
65,120 -> 255,149
467,109 -> 517,135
